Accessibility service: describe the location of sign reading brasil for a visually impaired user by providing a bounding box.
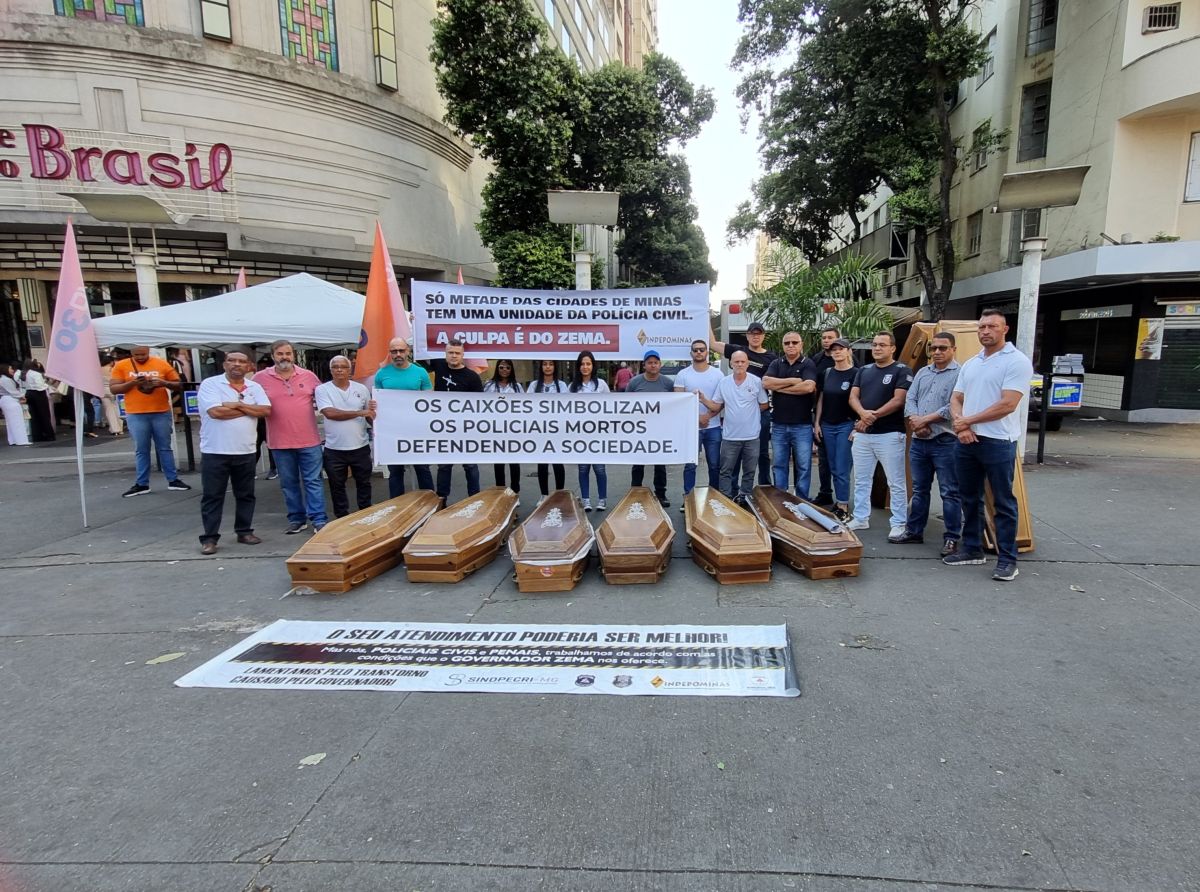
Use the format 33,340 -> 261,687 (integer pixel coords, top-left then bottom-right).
410,281 -> 710,361
372,391 -> 700,466
175,620 -> 801,698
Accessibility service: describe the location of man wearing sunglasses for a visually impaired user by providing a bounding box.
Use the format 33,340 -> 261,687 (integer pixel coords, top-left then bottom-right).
763,331 -> 818,499
374,337 -> 433,497
894,332 -> 961,554
674,339 -> 724,507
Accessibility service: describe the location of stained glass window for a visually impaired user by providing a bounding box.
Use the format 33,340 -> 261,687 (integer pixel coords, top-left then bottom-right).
279,0 -> 339,72
54,0 -> 144,26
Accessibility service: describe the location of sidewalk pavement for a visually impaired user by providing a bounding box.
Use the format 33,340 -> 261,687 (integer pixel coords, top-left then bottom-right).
0,419 -> 1197,891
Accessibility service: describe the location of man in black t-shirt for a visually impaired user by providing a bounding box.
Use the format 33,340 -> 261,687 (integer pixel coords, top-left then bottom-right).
430,339 -> 483,503
811,326 -> 840,506
711,320 -> 777,485
847,331 -> 913,539
763,331 -> 818,497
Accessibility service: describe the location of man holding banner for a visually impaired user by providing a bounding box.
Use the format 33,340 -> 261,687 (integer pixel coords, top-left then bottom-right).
701,351 -> 769,504
625,350 -> 674,507
674,339 -> 723,508
374,337 -> 434,497
429,339 -> 483,503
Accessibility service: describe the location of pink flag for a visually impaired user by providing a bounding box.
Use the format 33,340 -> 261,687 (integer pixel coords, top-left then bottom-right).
456,266 -> 464,285
234,268 -> 247,290
45,220 -> 104,396
453,265 -> 487,372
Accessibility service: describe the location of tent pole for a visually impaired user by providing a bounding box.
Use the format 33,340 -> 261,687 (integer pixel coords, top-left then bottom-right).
74,389 -> 89,528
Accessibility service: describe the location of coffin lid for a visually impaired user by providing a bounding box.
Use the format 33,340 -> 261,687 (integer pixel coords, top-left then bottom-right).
509,491 -> 594,565
596,487 -> 674,556
684,487 -> 771,550
290,491 -> 441,561
748,485 -> 861,554
404,487 -> 519,555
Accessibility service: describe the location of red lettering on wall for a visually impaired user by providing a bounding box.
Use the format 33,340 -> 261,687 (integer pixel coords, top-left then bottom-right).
102,149 -> 148,186
24,125 -> 71,180
147,152 -> 185,189
71,147 -> 103,182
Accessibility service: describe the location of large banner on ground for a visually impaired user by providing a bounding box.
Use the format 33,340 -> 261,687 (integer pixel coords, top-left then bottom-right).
372,390 -> 699,465
175,621 -> 800,698
410,281 -> 710,361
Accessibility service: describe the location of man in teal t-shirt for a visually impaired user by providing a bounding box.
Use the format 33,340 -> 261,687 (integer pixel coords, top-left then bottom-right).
374,337 -> 433,497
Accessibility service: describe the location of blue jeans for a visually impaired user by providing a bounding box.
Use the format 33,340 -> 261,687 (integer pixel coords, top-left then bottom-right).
908,434 -> 962,540
772,422 -> 814,498
436,464 -> 481,500
851,431 -> 907,528
684,426 -> 722,495
272,445 -> 328,526
578,464 -> 607,501
820,421 -> 854,504
957,436 -> 1018,564
126,410 -> 178,486
388,464 -> 433,498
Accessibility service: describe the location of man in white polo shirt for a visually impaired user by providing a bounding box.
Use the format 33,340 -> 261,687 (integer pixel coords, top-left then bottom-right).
197,351 -> 272,555
315,355 -> 376,518
945,309 -> 1033,582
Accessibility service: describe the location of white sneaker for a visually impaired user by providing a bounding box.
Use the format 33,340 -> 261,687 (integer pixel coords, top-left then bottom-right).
846,518 -> 870,531
888,525 -> 907,541
582,498 -> 593,512
596,499 -> 606,511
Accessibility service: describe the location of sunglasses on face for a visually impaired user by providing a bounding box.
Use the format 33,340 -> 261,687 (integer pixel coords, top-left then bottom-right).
931,345 -> 953,351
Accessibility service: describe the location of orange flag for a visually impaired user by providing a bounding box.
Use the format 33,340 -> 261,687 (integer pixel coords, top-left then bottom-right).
354,222 -> 397,384
456,266 -> 464,284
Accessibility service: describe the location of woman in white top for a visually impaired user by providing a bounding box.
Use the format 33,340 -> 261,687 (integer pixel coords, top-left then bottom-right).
569,350 -> 610,511
0,361 -> 30,446
483,359 -> 524,494
19,359 -> 55,442
526,359 -> 568,499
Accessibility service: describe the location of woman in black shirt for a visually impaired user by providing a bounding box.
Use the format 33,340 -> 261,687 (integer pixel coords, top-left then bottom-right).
814,339 -> 857,521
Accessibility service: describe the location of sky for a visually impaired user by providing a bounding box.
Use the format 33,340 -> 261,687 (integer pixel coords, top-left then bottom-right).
657,0 -> 763,310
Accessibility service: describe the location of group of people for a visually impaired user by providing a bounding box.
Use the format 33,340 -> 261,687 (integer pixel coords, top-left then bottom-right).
107,310 -> 1030,581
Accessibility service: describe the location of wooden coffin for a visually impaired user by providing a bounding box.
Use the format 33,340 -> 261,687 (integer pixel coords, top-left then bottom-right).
402,487 -> 519,582
285,491 -> 441,593
683,487 -> 772,585
747,485 -> 863,579
595,486 -> 675,584
508,491 -> 595,593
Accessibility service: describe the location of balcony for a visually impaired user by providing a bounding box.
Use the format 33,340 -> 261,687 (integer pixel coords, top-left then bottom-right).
815,223 -> 909,271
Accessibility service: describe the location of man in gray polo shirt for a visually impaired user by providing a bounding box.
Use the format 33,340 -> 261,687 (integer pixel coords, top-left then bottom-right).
894,331 -> 961,553
946,309 -> 1033,582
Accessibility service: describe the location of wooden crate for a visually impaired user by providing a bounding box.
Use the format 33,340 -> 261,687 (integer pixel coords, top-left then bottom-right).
508,491 -> 594,593
402,487 -> 519,582
596,486 -> 675,584
747,485 -> 863,579
683,487 -> 772,585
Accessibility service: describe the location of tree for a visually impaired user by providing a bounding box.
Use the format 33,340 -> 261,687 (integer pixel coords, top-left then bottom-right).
732,0 -> 992,320
431,0 -> 716,287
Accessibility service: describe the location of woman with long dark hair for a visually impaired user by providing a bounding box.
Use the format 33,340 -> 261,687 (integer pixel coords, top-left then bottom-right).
484,358 -> 523,493
1,361 -> 30,446
19,359 -> 55,442
526,358 -> 568,501
569,350 -> 609,511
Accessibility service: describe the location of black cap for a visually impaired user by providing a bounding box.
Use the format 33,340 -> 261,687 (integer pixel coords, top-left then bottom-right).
830,337 -> 851,350
747,321 -> 766,333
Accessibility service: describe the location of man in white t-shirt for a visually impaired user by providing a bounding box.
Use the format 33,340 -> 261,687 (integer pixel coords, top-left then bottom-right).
700,351 -> 769,503
946,309 -> 1034,582
315,355 -> 376,518
197,352 -> 272,555
673,338 -> 723,508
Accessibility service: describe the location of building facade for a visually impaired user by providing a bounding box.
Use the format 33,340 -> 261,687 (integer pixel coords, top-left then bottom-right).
826,0 -> 1200,421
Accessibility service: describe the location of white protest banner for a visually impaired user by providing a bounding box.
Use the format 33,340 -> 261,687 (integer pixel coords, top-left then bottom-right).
175,620 -> 801,698
410,280 -> 710,361
372,390 -> 699,465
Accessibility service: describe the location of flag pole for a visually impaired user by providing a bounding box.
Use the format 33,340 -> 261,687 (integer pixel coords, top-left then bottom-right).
74,388 -> 89,527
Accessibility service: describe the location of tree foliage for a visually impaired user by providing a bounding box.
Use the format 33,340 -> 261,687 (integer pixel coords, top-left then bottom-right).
431,0 -> 717,286
731,0 -> 992,319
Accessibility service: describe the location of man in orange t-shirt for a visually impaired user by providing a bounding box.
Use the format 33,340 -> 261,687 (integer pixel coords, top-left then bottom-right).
109,346 -> 190,498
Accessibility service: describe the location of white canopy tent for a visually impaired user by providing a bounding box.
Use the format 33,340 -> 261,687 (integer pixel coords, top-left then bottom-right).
93,273 -> 366,348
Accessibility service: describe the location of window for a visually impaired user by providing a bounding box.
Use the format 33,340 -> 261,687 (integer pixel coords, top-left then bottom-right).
575,0 -> 584,29
971,124 -> 990,173
279,0 -> 339,72
200,0 -> 231,40
1186,133 -> 1200,202
966,212 -> 983,256
977,29 -> 996,87
1143,3 -> 1181,32
1026,0 -> 1058,55
586,27 -> 594,56
872,208 -> 882,230
1018,80 -> 1052,161
371,0 -> 397,90
544,0 -> 554,23
54,0 -> 144,25
1007,209 -> 1042,264
561,24 -> 571,55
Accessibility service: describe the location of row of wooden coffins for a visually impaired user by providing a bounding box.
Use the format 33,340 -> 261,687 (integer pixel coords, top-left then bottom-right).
286,485 -> 864,594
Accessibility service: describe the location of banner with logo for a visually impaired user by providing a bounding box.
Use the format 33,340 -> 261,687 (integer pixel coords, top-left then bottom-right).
372,390 -> 699,465
176,620 -> 800,698
409,281 -> 710,361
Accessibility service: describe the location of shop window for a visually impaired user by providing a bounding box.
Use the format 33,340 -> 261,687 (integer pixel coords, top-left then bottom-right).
1018,80 -> 1052,161
200,0 -> 231,41
279,0 -> 339,72
1143,4 -> 1181,33
54,0 -> 144,26
1026,0 -> 1057,56
977,29 -> 996,87
371,0 -> 398,91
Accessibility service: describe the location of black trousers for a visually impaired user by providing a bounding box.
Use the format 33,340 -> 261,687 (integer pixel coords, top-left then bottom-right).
815,434 -> 832,499
200,452 -> 256,542
536,463 -> 565,496
324,445 -> 373,518
494,463 -> 521,493
26,390 -> 55,442
631,464 -> 667,497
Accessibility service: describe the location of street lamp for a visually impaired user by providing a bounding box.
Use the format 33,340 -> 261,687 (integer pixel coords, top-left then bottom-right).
993,165 -> 1089,455
546,190 -> 619,291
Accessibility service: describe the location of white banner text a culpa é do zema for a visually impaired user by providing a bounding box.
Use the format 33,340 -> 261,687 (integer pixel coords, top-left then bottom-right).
409,281 -> 710,362
373,391 -> 699,466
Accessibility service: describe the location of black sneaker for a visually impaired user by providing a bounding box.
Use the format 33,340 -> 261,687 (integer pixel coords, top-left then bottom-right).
834,507 -> 852,523
891,531 -> 925,544
992,561 -> 1019,581
285,521 -> 309,534
941,537 -> 958,557
122,484 -> 150,498
943,550 -> 986,566
657,495 -> 671,508
167,479 -> 191,492
266,470 -> 278,480
813,493 -> 835,508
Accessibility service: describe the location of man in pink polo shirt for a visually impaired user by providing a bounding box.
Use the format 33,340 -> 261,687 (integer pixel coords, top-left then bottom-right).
256,339 -> 328,533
